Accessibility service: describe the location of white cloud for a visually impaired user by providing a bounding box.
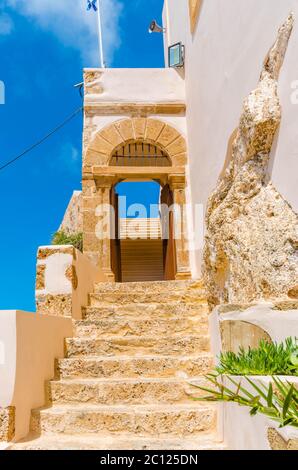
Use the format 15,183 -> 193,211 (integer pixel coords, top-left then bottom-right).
0,12 -> 14,35
69,145 -> 80,163
52,143 -> 81,175
4,0 -> 123,65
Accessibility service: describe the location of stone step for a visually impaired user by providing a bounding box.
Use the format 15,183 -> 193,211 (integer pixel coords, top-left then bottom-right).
48,377 -> 209,406
57,354 -> 214,380
30,403 -> 216,437
65,335 -> 210,358
9,433 -> 226,450
89,290 -> 207,306
74,316 -> 209,338
83,302 -> 209,321
120,239 -> 164,283
94,280 -> 200,294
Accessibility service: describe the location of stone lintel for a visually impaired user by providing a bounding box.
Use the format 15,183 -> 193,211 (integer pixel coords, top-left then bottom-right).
91,167 -> 185,182
169,174 -> 187,190
84,102 -> 186,116
93,174 -> 117,188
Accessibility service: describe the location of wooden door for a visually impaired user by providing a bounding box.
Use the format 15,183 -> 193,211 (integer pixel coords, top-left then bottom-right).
160,184 -> 176,280
110,186 -> 121,282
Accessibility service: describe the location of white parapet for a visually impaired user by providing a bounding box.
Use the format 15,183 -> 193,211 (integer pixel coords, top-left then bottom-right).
36,245 -> 108,320
209,302 -> 298,450
0,245 -> 109,443
0,311 -> 73,442
84,68 -> 186,106
221,376 -> 298,450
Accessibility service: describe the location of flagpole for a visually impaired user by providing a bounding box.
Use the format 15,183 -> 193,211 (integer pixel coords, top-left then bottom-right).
96,1 -> 105,68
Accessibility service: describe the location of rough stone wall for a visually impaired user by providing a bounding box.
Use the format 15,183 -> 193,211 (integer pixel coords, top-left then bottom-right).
0,407 -> 15,442
204,14 -> 298,309
36,246 -> 76,317
267,428 -> 298,450
59,191 -> 83,235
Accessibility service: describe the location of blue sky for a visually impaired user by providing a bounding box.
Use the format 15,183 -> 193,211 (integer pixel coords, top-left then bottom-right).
0,0 -> 164,311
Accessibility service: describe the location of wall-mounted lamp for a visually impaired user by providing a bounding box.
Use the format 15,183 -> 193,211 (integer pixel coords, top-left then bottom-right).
168,42 -> 185,68
148,20 -> 166,34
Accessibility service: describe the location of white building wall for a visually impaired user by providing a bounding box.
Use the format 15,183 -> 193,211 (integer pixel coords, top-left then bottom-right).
163,0 -> 298,275
84,67 -> 187,145
84,68 -> 185,104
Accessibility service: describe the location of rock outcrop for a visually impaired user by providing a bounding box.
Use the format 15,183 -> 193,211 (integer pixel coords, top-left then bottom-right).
59,191 -> 83,235
204,14 -> 298,308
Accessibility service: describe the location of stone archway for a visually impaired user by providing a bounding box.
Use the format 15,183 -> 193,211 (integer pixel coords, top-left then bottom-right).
83,118 -> 188,172
82,118 -> 191,282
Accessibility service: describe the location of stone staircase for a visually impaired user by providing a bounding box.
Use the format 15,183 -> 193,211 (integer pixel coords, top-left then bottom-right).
120,240 -> 164,282
119,218 -> 164,282
11,280 -> 224,450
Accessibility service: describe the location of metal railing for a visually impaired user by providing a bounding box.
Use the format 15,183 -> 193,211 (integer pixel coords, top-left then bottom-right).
110,142 -> 171,167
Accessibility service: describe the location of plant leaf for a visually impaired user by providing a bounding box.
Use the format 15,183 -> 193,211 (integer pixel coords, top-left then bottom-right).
267,383 -> 273,407
283,385 -> 294,419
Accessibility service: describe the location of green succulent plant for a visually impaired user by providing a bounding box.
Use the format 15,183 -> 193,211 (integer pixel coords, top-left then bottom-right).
52,231 -> 83,252
290,351 -> 298,367
216,338 -> 298,377
192,374 -> 298,429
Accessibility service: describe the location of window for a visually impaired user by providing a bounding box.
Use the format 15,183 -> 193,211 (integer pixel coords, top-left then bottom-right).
110,141 -> 171,167
188,0 -> 201,33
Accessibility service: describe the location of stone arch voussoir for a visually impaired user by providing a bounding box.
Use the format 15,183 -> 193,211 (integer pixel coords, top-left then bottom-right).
84,118 -> 188,172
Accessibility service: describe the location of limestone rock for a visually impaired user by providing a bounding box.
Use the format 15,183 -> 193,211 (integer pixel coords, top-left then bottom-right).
268,428 -> 298,451
10,280 -> 221,450
8,434 -> 226,451
48,377 -> 209,406
30,403 -> 216,437
65,334 -> 210,358
57,354 -> 213,380
0,407 -> 15,442
59,191 -> 83,235
204,14 -> 298,308
84,70 -> 103,95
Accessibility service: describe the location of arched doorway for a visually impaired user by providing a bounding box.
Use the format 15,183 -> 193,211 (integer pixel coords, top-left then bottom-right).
111,181 -> 166,282
82,118 -> 191,282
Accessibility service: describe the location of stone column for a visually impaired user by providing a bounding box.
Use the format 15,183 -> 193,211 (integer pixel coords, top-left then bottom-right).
169,174 -> 192,280
83,175 -> 116,281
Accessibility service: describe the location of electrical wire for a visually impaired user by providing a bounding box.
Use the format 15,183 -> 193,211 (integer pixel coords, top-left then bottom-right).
0,106 -> 83,172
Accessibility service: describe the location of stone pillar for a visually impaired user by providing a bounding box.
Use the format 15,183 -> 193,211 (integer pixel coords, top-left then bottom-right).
169,174 -> 192,280
83,175 -> 116,281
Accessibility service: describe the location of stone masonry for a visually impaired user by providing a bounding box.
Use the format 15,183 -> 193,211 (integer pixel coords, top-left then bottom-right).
10,280 -> 224,450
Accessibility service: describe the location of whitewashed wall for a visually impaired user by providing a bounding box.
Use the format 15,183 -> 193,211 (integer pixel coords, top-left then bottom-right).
163,0 -> 298,276
84,67 -> 187,150
84,68 -> 185,104
0,311 -> 72,441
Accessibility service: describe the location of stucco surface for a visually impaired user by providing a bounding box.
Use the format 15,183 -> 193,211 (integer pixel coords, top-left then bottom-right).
84,68 -> 185,104
0,311 -> 72,441
203,15 -> 298,307
220,377 -> 298,450
164,0 -> 298,276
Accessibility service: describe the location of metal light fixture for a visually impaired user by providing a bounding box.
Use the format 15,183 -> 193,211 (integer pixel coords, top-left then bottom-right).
148,20 -> 166,34
168,42 -> 185,68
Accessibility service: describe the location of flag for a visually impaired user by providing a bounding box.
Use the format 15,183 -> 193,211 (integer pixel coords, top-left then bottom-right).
86,0 -> 105,68
87,0 -> 98,12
